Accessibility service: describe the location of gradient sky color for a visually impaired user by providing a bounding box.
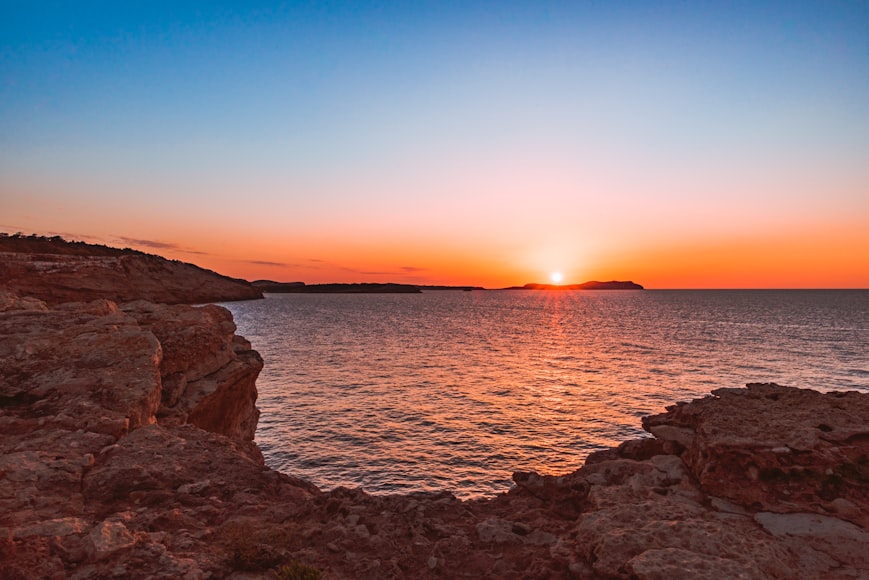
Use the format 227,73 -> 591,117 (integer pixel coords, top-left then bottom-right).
2,1 -> 868,288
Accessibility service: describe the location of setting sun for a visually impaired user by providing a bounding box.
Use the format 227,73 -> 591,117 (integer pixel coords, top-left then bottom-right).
550,272 -> 563,284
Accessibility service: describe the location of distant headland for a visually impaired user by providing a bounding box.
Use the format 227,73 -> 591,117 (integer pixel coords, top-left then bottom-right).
253,281 -> 487,293
0,233 -> 642,296
252,281 -> 422,293
504,281 -> 644,290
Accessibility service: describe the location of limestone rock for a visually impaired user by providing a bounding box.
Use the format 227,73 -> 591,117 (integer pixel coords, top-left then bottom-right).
574,494 -> 793,578
755,512 -> 869,571
122,301 -> 263,440
0,236 -> 262,305
87,520 -> 135,561
475,518 -> 522,544
643,383 -> 869,527
0,289 -> 49,312
0,297 -> 163,440
626,548 -> 761,580
0,292 -> 269,578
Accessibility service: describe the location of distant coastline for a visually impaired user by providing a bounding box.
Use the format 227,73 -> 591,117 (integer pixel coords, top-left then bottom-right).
252,280 -> 643,293
252,281 -> 422,294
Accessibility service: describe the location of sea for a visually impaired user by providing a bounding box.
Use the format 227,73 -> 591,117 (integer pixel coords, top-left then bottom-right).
221,289 -> 869,499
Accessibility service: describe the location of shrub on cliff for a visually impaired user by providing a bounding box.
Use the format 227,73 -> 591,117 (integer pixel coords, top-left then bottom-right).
275,562 -> 322,580
221,521 -> 289,571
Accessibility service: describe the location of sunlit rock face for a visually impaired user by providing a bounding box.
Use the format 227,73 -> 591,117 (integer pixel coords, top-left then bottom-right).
0,294 -> 163,439
0,236 -> 262,305
0,294 -> 163,533
1,289 -> 867,578
122,300 -> 263,440
0,292 -> 273,577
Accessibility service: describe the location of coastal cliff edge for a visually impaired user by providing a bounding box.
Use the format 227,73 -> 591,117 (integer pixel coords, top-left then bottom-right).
1,285 -> 867,577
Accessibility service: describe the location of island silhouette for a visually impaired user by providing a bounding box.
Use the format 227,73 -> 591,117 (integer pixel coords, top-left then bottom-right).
252,280 -> 643,293
503,281 -> 644,290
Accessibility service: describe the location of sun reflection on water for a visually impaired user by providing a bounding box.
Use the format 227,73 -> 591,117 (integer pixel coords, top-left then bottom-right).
223,289 -> 869,498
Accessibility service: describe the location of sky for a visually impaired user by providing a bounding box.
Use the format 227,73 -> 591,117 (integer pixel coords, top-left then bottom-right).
2,1 -> 868,288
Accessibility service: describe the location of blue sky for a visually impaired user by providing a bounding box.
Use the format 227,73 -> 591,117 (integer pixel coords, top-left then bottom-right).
2,1 -> 868,286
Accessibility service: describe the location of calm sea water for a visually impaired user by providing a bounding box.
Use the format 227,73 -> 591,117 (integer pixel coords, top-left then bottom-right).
222,290 -> 869,498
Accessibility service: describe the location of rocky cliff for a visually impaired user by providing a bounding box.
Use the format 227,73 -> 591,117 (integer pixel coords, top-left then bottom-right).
0,235 -> 262,304
1,291 -> 867,578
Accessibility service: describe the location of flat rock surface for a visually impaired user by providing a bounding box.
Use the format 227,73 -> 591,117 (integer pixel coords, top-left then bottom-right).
1,294 -> 867,578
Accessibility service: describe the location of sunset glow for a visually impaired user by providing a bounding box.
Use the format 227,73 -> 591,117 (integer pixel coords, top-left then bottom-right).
1,2 -> 867,288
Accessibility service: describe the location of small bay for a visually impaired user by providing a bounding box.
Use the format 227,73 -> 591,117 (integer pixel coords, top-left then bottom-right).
223,289 -> 869,498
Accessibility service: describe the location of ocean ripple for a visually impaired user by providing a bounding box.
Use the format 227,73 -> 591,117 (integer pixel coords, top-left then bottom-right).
224,289 -> 869,498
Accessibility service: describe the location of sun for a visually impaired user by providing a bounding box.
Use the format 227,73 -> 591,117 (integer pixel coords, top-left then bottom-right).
550,272 -> 563,284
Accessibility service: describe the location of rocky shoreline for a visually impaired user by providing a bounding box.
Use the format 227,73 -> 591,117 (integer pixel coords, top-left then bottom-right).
1,258 -> 867,577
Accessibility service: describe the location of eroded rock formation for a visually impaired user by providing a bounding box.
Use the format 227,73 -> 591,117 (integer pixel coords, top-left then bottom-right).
1,290 -> 867,578
121,301 -> 262,440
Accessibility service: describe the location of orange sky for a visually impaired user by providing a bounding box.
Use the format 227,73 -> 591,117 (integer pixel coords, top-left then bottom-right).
15,218 -> 857,290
